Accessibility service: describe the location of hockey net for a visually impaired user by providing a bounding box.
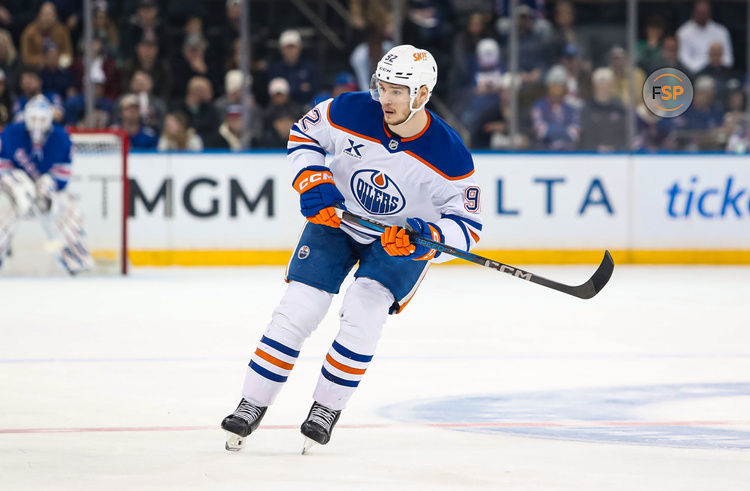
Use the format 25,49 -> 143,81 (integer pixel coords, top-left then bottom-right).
0,128 -> 129,276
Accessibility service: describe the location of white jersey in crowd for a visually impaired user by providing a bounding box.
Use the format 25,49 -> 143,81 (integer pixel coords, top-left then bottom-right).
287,91 -> 482,264
676,19 -> 733,73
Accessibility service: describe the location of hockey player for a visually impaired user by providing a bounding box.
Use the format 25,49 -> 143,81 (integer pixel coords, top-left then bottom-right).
222,45 -> 483,452
0,95 -> 93,274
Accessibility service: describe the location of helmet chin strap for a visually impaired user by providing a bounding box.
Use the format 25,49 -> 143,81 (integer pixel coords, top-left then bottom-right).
400,95 -> 428,125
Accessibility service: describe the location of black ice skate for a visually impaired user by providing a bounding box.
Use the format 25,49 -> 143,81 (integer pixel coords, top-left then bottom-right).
300,401 -> 341,454
221,398 -> 267,451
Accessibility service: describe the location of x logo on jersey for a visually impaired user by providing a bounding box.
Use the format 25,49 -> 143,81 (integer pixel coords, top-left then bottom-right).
344,139 -> 364,158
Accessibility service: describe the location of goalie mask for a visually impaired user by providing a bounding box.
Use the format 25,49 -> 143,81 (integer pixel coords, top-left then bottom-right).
370,45 -> 437,124
24,95 -> 54,145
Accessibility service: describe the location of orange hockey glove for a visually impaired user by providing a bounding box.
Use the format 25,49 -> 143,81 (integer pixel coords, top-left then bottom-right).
381,218 -> 444,261
292,165 -> 345,228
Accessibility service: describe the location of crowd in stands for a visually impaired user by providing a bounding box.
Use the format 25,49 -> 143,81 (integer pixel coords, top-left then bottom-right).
0,0 -> 747,152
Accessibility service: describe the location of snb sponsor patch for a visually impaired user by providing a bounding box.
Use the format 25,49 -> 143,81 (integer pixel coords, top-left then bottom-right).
350,169 -> 405,215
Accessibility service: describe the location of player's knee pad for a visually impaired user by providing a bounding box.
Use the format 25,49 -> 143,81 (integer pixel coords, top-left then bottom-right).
267,280 -> 333,344
337,277 -> 394,351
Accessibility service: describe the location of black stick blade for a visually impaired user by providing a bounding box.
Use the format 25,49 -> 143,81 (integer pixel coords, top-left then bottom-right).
572,250 -> 615,299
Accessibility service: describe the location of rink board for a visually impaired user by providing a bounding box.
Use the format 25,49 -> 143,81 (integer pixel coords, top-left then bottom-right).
114,152 -> 750,265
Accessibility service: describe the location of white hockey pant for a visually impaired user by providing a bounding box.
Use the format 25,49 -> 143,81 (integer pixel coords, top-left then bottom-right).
241,278 -> 394,410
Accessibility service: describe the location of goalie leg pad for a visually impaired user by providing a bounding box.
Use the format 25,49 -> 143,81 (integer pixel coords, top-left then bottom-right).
43,194 -> 94,275
0,169 -> 37,218
241,281 -> 333,406
0,192 -> 19,267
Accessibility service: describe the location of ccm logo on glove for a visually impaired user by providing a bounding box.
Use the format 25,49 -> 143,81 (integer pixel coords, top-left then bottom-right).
294,169 -> 334,193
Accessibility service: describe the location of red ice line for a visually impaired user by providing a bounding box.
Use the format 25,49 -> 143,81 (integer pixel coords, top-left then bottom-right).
2,420 -> 750,435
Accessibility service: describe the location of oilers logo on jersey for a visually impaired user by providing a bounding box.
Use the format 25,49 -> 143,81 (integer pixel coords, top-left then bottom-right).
350,169 -> 405,215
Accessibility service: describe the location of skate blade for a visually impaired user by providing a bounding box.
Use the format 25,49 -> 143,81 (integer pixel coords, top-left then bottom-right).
225,431 -> 245,452
302,437 -> 316,455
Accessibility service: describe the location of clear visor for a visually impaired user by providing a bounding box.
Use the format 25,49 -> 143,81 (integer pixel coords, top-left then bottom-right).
369,73 -> 381,101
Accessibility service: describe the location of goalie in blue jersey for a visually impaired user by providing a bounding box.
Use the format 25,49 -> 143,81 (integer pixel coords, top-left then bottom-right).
0,95 -> 93,275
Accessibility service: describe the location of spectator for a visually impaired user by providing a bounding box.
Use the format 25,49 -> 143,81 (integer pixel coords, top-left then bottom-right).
530,65 -> 580,151
503,5 -> 547,85
312,72 -> 359,106
121,34 -> 172,102
63,64 -> 115,127
0,68 -> 11,130
172,32 -> 219,101
677,75 -> 724,150
214,69 -> 246,116
0,29 -> 20,97
12,65 -> 63,122
559,44 -> 592,109
260,77 -> 302,148
117,93 -> 159,150
720,80 -> 745,142
460,38 -> 504,137
177,76 -> 221,143
638,16 -> 666,74
609,46 -> 645,107
39,42 -> 73,100
268,30 -> 318,107
349,23 -> 394,92
726,118 -> 750,154
92,4 -> 119,56
547,0 -> 584,61
217,0 -> 242,60
658,36 -> 690,75
677,0 -> 733,74
226,36 -> 270,108
20,2 -> 73,69
579,68 -> 626,152
213,70 -> 262,143
70,38 -> 121,101
401,0 -> 454,76
158,111 -> 203,151
204,104 -> 247,151
115,70 -> 166,131
634,102 -> 677,152
697,42 -> 736,107
447,12 -> 492,106
120,0 -> 165,59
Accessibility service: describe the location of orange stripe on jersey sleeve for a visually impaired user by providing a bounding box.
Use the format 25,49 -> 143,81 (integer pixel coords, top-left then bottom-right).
326,354 -> 367,375
288,135 -> 318,144
470,230 -> 480,243
255,348 -> 295,370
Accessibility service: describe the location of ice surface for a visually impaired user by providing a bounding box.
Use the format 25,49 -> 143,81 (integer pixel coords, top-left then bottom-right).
1,265 -> 749,490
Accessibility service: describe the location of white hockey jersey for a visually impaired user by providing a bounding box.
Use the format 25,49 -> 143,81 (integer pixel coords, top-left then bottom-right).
287,92 -> 482,263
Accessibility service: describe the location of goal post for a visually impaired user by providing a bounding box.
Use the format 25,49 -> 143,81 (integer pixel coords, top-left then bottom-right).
67,128 -> 129,275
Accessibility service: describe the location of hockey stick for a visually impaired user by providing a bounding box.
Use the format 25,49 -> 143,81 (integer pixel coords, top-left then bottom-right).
334,207 -> 614,299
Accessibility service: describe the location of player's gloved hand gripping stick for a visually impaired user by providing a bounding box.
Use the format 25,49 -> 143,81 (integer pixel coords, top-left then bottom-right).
293,166 -> 346,228
336,206 -> 614,300
381,217 -> 443,261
